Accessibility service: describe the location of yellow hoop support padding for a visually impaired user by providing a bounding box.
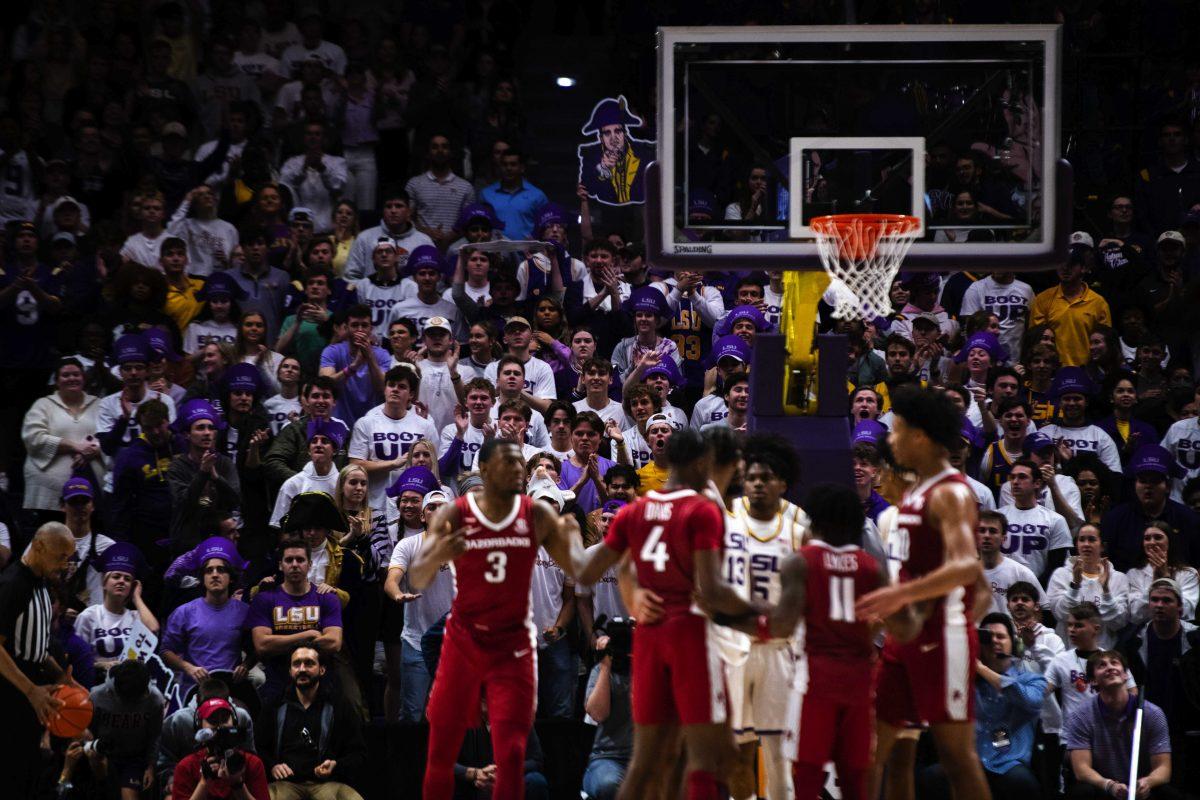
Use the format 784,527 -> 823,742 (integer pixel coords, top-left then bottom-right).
781,270 -> 830,415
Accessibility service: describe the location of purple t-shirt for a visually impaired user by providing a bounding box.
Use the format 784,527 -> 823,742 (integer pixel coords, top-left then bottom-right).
558,454 -> 616,514
161,597 -> 250,692
319,341 -> 392,424
1062,694 -> 1171,781
246,584 -> 342,693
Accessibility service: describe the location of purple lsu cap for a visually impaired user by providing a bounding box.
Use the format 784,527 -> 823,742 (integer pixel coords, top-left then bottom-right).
98,542 -> 142,576
114,333 -> 151,365
712,334 -> 752,365
62,475 -> 95,500
1130,444 -> 1175,477
601,499 -> 627,515
193,536 -> 248,572
643,357 -> 683,387
852,419 -> 887,446
144,327 -> 181,362
387,465 -> 439,498
306,418 -> 348,449
406,244 -> 443,275
1024,431 -> 1056,454
224,362 -> 261,394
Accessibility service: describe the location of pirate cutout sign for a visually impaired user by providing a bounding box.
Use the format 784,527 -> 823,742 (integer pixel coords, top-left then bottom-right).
577,95 -> 655,206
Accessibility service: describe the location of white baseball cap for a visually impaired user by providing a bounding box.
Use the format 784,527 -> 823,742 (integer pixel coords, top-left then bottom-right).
424,316 -> 452,335
1068,231 -> 1094,249
1157,230 -> 1185,247
422,489 -> 450,509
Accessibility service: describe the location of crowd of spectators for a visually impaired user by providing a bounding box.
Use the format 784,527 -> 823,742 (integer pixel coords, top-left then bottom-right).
2,2 -> 1200,800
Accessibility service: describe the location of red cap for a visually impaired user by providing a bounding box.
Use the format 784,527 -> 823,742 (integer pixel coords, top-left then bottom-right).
197,697 -> 234,721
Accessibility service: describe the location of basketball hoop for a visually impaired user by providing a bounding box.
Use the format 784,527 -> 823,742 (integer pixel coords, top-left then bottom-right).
810,214 -> 922,321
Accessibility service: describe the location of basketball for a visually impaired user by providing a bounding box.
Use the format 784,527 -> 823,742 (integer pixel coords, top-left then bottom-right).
46,685 -> 93,739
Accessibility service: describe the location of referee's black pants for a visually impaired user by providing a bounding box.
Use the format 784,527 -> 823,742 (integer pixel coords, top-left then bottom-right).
0,683 -> 44,798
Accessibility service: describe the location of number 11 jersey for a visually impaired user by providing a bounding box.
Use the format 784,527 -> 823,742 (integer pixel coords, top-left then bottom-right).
603,488 -> 725,622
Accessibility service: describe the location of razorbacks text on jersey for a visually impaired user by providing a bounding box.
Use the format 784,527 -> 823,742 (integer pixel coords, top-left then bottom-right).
448,492 -> 540,642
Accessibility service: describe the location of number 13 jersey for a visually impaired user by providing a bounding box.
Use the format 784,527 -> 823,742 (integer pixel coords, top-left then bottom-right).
604,488 -> 725,622
451,493 -> 539,641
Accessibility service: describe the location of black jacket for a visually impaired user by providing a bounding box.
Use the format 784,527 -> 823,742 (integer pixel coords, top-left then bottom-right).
256,682 -> 366,785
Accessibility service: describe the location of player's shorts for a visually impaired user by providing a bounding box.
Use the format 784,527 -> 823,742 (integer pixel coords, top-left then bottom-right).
632,613 -> 727,726
785,688 -> 874,769
425,615 -> 537,732
726,640 -> 797,739
875,612 -> 978,728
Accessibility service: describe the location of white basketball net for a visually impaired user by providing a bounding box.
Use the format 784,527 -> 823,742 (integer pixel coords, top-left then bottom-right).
810,214 -> 921,321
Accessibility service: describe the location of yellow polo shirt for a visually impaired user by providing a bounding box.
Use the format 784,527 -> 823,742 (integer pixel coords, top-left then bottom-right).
165,275 -> 206,334
1028,284 -> 1111,367
637,461 -> 670,494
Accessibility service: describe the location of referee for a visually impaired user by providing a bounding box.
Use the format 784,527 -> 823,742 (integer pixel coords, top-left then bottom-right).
0,522 -> 78,795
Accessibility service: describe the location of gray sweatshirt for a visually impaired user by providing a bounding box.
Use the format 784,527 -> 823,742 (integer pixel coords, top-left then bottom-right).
89,674 -> 166,764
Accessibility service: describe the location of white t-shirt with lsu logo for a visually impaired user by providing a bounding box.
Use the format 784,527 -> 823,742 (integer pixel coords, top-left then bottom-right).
263,394 -> 305,435
182,319 -> 238,354
959,276 -> 1034,359
1162,416 -> 1200,501
352,276 -> 409,340
440,422 -> 487,477
1039,423 -> 1123,474
349,404 -> 442,508
995,502 -> 1073,579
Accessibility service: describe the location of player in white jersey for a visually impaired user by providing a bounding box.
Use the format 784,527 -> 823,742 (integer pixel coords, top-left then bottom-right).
716,436 -> 807,800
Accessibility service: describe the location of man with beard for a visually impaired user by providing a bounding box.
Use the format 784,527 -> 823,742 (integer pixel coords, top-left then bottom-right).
0,523 -> 79,796
258,645 -> 367,799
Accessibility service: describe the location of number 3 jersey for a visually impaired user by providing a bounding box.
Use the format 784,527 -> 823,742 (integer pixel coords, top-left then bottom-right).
450,493 -> 540,642
603,488 -> 725,622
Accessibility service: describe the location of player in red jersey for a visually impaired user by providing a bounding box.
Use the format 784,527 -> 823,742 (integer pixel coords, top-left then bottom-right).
410,438 -> 585,800
577,428 -> 756,800
855,386 -> 992,800
707,482 -> 916,800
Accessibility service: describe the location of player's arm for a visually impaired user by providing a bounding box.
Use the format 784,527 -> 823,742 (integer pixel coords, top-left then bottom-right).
877,558 -> 922,643
409,503 -> 466,590
855,482 -> 982,621
534,499 -> 589,581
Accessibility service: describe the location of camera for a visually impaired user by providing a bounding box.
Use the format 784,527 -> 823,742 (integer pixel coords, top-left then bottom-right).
595,615 -> 634,672
195,726 -> 246,777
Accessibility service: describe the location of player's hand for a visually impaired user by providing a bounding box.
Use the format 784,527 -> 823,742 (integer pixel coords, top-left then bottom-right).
25,684 -> 63,725
559,513 -> 582,542
855,584 -> 908,623
631,587 -> 665,625
432,526 -> 469,561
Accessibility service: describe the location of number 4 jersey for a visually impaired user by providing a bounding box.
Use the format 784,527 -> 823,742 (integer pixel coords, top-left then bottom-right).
449,493 -> 540,642
603,488 -> 725,621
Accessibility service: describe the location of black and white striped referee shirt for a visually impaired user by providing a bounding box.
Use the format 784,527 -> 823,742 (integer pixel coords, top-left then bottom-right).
0,561 -> 52,671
